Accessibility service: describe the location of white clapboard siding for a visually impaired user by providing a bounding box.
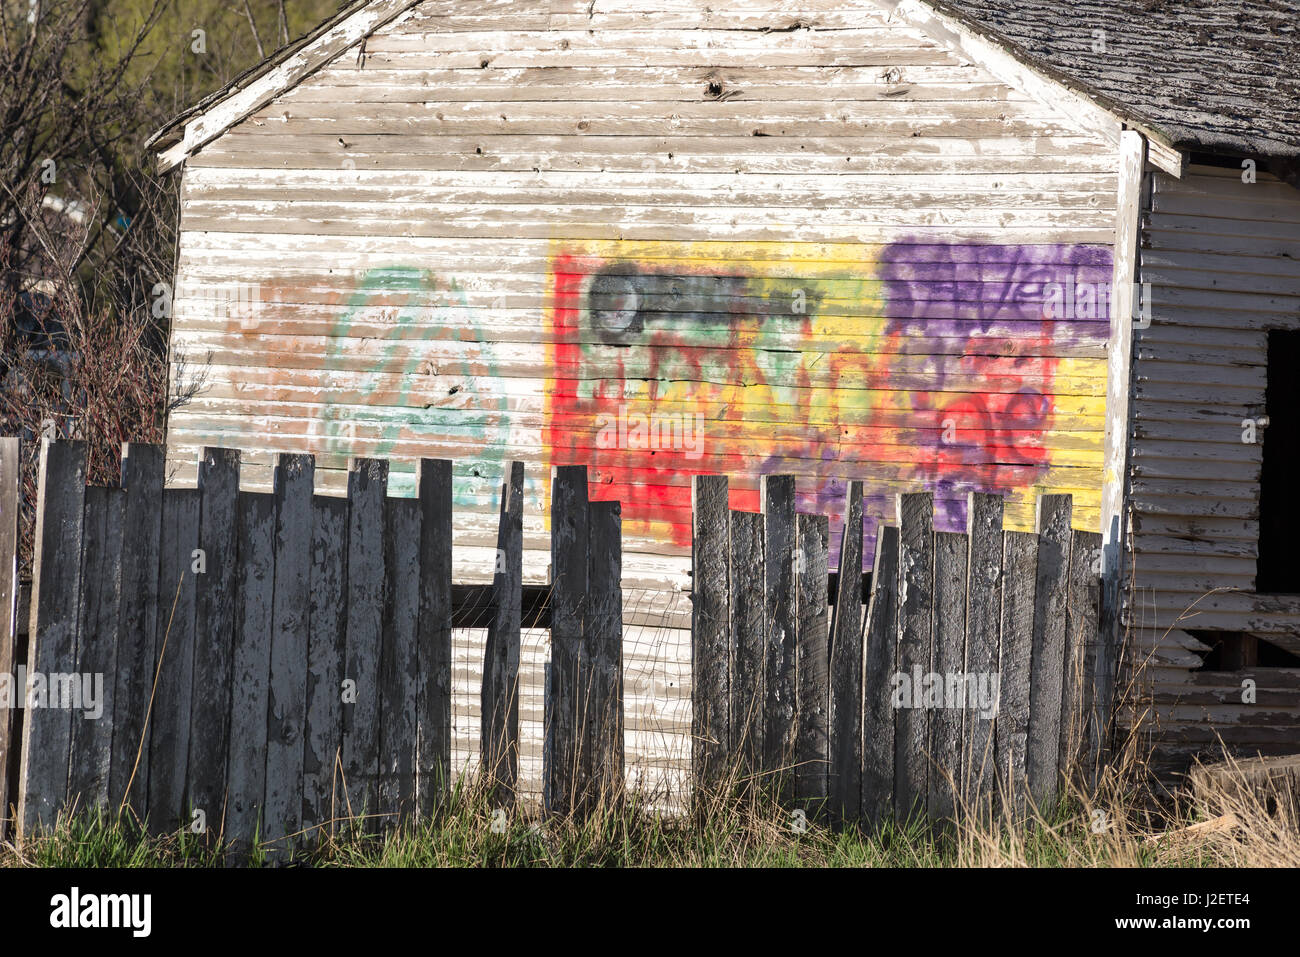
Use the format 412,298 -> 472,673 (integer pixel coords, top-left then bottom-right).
1127,163 -> 1300,632
1125,162 -> 1300,773
165,0 -> 1123,801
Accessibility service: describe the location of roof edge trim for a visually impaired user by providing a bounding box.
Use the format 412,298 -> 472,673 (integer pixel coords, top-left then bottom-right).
149,0 -> 423,172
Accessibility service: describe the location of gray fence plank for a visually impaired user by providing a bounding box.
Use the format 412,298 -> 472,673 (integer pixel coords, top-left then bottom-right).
828,482 -> 864,826
188,448 -> 239,842
482,461 -> 523,803
997,530 -> 1038,819
762,474 -> 797,786
416,458 -> 452,817
861,524 -> 899,827
379,497 -> 421,828
304,494 -> 348,838
147,488 -> 200,834
795,512 -> 830,815
343,459 -> 387,826
963,493 -> 1003,814
68,486 -> 123,813
264,454 -> 314,855
894,492 -> 933,823
1064,530 -> 1102,786
729,509 -> 765,776
1027,494 -> 1072,811
546,465 -> 588,816
587,500 -> 623,806
109,443 -> 164,821
18,440 -> 85,836
0,437 -> 18,839
690,474 -> 729,791
929,530 -> 967,824
227,492 -> 276,858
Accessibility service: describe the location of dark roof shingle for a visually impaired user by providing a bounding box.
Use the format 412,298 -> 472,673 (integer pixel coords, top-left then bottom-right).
935,0 -> 1300,158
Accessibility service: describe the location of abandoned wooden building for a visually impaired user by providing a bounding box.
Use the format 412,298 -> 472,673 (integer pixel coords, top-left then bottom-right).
146,0 -> 1300,791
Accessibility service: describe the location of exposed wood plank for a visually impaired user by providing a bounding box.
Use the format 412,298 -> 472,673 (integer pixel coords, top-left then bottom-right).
147,488 -> 200,834
762,474 -> 798,791
728,509 -> 765,774
1065,530 -> 1102,785
894,491 -> 933,823
18,442 -> 85,836
188,448 -> 240,841
304,493 -> 348,837
861,524 -> 899,827
1027,494 -> 1071,810
587,499 -> 624,803
828,481 -> 863,825
264,453 -> 314,852
342,458 -> 388,825
962,492 -> 1002,813
66,487 -> 123,813
546,464 -> 588,815
379,496 -> 421,825
997,530 -> 1037,818
227,491 -> 276,858
109,443 -> 164,822
416,458 -> 453,815
795,512 -> 829,815
0,438 -> 17,839
929,529 -> 966,823
482,461 -> 524,801
690,474 -> 730,790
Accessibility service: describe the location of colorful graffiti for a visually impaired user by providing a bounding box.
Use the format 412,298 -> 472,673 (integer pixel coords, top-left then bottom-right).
544,240 -> 1112,564
210,240 -> 1111,569
224,266 -> 512,501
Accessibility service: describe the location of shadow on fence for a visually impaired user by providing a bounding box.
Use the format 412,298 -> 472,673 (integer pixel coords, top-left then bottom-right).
690,474 -> 1117,828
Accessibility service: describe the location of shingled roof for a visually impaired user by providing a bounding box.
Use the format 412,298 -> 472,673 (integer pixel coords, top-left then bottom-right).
932,0 -> 1300,159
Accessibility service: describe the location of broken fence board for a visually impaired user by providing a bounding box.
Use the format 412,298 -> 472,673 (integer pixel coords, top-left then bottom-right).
861,524 -> 899,827
482,461 -> 523,802
828,482 -> 864,826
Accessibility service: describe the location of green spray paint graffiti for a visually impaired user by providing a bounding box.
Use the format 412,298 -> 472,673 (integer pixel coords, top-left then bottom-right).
310,265 -> 512,501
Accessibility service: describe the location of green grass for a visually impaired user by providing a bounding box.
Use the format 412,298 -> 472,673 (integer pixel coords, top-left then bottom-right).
1,774 -> 1236,868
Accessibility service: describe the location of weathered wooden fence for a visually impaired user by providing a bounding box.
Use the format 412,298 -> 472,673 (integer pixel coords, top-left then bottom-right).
691,474 -> 1114,825
0,440 -> 622,848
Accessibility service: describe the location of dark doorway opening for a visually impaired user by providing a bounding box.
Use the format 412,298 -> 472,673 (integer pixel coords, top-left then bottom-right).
1255,330 -> 1300,592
